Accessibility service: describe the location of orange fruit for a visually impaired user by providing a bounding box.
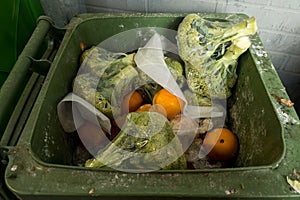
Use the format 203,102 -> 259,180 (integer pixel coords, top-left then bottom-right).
153,88 -> 184,120
202,128 -> 238,161
150,104 -> 167,118
135,104 -> 167,118
121,91 -> 143,113
135,104 -> 152,112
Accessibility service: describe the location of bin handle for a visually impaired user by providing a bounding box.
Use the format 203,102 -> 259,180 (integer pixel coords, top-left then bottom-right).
0,16 -> 59,136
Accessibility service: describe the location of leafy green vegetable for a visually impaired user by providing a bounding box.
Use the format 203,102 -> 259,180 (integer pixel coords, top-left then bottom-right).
177,13 -> 257,98
85,112 -> 187,171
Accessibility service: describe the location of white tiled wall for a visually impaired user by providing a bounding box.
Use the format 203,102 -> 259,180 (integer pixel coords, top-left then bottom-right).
84,0 -> 300,74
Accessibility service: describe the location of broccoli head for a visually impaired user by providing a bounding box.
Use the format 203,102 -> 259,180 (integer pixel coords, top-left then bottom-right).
85,112 -> 186,171
177,13 -> 257,98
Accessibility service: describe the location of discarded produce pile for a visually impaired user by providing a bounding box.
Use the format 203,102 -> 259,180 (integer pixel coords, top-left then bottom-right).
62,13 -> 257,171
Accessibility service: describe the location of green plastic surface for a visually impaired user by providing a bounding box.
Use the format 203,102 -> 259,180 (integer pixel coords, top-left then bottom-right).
0,17 -> 53,140
3,13 -> 300,199
0,16 -> 61,200
0,72 -> 9,89
0,0 -> 43,87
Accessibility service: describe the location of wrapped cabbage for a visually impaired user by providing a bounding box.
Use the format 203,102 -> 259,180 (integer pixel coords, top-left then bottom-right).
177,13 -> 257,98
85,112 -> 187,171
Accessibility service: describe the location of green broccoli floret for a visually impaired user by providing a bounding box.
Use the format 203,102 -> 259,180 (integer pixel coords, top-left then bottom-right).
85,112 -> 186,171
177,13 -> 257,98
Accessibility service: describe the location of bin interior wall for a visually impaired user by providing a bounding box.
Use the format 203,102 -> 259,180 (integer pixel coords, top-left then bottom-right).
30,15 -> 284,168
229,51 -> 283,167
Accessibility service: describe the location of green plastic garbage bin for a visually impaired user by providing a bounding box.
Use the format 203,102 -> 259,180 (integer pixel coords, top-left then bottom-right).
0,15 -> 63,200
1,13 -> 300,199
0,0 -> 44,87
0,1 -> 43,199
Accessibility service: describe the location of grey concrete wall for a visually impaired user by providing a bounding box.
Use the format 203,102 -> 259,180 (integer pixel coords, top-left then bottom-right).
84,0 -> 300,74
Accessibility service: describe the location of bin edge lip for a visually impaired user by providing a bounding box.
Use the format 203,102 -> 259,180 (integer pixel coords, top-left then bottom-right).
66,12 -> 250,29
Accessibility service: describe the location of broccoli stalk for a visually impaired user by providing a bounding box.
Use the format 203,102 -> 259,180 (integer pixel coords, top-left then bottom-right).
178,14 -> 257,98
